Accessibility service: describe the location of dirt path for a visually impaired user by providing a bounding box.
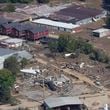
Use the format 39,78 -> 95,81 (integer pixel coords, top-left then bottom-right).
36,56 -> 110,109
0,99 -> 40,110
36,57 -> 104,91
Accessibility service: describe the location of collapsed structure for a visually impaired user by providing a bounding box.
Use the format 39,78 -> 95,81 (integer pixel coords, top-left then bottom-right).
0,48 -> 32,69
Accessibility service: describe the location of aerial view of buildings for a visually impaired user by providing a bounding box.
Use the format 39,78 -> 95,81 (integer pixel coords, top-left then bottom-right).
0,0 -> 110,110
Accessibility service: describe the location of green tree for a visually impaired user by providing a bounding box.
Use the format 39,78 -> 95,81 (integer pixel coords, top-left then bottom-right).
81,42 -> 93,54
17,0 -> 33,3
96,50 -> 109,63
48,41 -> 58,53
79,0 -> 86,1
3,3 -> 15,12
0,69 -> 15,104
20,58 -> 28,68
0,0 -> 33,3
106,16 -> 110,27
57,34 -> 70,52
66,38 -> 78,52
89,49 -> 109,63
4,56 -> 20,76
77,38 -> 93,54
48,33 -> 110,64
37,0 -> 49,4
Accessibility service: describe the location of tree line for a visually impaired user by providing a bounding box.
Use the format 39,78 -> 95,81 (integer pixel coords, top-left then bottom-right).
48,34 -> 110,64
0,0 -> 33,3
0,0 -> 49,3
103,0 -> 110,4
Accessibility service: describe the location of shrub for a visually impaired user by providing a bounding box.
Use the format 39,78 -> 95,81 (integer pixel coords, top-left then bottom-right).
10,97 -> 20,106
89,49 -> 110,63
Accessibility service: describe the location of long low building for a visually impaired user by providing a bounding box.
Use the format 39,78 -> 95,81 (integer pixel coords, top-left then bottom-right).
43,97 -> 87,110
49,5 -> 107,25
32,18 -> 81,33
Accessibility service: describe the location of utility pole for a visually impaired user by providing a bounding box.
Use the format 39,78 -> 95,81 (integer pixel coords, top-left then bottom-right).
40,69 -> 45,100
43,74 -> 45,100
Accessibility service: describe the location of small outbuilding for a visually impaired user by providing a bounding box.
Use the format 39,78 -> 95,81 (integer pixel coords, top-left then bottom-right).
43,97 -> 87,110
92,28 -> 110,38
0,35 -> 10,41
0,38 -> 25,48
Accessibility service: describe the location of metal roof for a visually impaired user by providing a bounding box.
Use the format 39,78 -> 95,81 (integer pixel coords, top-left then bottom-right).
44,97 -> 82,108
32,18 -> 79,29
3,38 -> 25,44
0,35 -> 10,41
13,25 -> 26,31
53,5 -> 105,22
93,28 -> 110,33
14,50 -> 32,60
13,23 -> 36,31
0,17 -> 12,24
0,48 -> 16,57
1,22 -> 20,28
29,26 -> 47,33
1,21 -> 47,33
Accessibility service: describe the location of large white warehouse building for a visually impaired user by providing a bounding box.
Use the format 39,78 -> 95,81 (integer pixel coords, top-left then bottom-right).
32,18 -> 80,33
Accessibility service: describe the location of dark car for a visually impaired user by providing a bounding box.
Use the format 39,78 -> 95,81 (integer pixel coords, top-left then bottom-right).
46,81 -> 57,91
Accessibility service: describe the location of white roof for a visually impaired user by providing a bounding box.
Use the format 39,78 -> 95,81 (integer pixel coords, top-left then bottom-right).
0,35 -> 10,41
0,57 -> 4,62
44,97 -> 82,108
20,68 -> 40,75
3,38 -> 25,44
32,18 -> 79,29
93,28 -> 110,33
